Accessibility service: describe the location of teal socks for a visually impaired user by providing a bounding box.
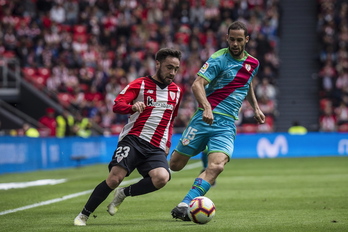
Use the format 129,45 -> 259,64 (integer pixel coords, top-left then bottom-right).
182,178 -> 211,205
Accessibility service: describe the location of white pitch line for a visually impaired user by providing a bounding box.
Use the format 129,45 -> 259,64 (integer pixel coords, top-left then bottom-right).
0,161 -> 202,216
0,179 -> 67,190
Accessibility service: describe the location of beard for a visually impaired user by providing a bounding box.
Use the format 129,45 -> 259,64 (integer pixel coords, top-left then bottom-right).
229,46 -> 244,58
158,67 -> 174,86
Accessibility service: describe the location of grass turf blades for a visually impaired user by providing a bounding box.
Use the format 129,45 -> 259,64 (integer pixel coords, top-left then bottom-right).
0,157 -> 347,232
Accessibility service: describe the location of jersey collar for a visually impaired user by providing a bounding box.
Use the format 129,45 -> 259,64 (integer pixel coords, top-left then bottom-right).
228,49 -> 249,61
148,75 -> 168,89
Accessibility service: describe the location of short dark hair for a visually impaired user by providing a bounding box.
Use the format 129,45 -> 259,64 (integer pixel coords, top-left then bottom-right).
155,48 -> 182,62
228,21 -> 248,37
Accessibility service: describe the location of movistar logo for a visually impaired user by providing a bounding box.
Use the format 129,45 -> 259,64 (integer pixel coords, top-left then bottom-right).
147,96 -> 173,110
257,135 -> 288,158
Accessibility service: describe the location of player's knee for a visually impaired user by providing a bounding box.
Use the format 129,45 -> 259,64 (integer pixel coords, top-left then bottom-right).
106,172 -> 125,189
106,176 -> 123,189
209,162 -> 225,175
152,173 -> 170,189
169,161 -> 184,171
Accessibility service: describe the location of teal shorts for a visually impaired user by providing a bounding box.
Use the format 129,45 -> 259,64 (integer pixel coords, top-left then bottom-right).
174,110 -> 236,160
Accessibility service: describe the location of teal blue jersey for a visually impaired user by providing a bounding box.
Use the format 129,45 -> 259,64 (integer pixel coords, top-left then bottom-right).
197,48 -> 259,120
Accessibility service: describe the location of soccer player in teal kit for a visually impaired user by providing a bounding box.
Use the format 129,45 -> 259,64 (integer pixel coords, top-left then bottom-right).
170,21 -> 265,221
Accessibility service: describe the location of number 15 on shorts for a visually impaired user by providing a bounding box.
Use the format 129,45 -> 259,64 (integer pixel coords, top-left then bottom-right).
182,127 -> 197,146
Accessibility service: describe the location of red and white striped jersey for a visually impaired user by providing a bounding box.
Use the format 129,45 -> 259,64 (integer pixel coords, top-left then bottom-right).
113,76 -> 182,151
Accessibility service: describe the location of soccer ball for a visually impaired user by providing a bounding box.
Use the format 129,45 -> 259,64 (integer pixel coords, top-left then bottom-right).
188,196 -> 216,224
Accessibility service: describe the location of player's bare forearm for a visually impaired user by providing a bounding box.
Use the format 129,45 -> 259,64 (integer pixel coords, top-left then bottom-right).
246,83 -> 265,124
254,108 -> 265,124
192,76 -> 210,110
192,76 -> 214,125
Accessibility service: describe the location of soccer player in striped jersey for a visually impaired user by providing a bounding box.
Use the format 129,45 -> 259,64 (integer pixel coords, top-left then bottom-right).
170,21 -> 265,221
74,48 -> 182,226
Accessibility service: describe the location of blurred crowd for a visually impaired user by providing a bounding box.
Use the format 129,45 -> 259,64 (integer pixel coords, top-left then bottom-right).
317,0 -> 348,132
0,0 -> 280,136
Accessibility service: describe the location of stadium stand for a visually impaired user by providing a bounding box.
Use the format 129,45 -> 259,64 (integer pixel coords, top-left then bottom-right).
0,0 -> 280,136
317,0 -> 348,132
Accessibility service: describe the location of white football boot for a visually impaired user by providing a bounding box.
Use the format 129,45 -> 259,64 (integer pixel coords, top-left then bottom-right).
74,212 -> 88,226
107,187 -> 126,216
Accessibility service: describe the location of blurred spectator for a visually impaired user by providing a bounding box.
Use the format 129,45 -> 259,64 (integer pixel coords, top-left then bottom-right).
319,105 -> 337,132
255,77 -> 277,101
64,1 -> 79,25
319,60 -> 337,96
72,35 -> 88,54
334,98 -> 348,126
288,121 -> 307,135
73,113 -> 92,138
84,85 -> 104,106
241,100 -> 257,124
38,107 -> 57,137
49,3 -> 65,24
3,27 -> 17,51
258,95 -> 276,120
22,123 -> 40,137
259,65 -> 277,84
56,110 -> 75,137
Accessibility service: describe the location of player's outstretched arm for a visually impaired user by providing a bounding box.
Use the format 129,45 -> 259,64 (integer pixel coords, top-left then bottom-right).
246,82 -> 265,124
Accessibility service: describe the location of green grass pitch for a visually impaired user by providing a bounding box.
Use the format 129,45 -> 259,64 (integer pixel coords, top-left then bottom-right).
0,157 -> 347,232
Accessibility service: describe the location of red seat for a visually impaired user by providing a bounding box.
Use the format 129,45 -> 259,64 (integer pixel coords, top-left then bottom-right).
258,117 -> 274,133
22,67 -> 37,79
59,24 -> 72,32
236,125 -> 243,134
146,41 -> 159,53
20,16 -> 31,26
241,123 -> 258,134
79,83 -> 89,92
73,33 -> 88,42
338,123 -> 348,132
38,127 -> 51,137
3,51 -> 15,58
57,93 -> 74,107
110,124 -> 123,135
31,75 -> 48,88
37,67 -> 51,78
73,25 -> 87,34
107,51 -> 115,60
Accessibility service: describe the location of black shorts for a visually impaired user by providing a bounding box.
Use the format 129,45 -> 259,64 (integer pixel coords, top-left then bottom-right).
108,135 -> 170,178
